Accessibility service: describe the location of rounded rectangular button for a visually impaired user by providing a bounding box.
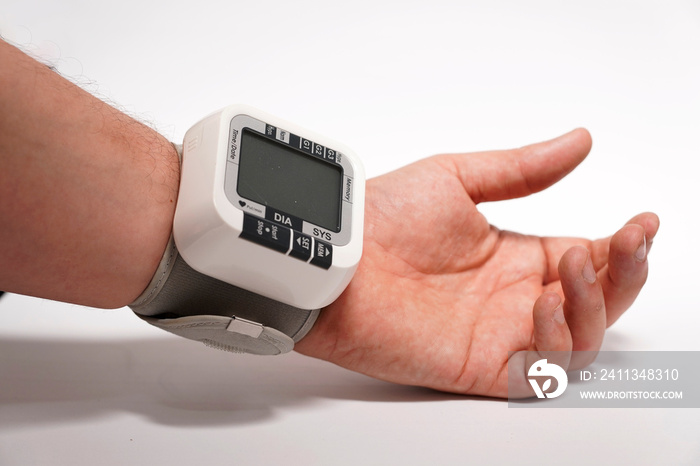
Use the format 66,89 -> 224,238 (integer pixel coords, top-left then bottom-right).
240,214 -> 290,253
290,231 -> 313,262
310,240 -> 333,269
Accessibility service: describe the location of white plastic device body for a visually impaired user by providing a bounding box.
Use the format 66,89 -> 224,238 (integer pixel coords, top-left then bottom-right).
173,105 -> 365,310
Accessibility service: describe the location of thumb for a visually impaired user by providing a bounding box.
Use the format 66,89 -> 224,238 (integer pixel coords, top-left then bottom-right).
447,128 -> 592,204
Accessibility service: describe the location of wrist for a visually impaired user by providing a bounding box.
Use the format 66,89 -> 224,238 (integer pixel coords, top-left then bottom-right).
117,136 -> 180,307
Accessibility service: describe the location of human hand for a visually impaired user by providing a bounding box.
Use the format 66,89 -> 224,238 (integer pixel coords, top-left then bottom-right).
294,129 -> 659,397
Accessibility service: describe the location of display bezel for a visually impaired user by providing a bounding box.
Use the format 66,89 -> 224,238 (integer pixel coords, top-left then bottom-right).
224,114 -> 356,246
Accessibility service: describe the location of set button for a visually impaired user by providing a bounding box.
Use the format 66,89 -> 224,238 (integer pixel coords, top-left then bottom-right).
290,231 -> 312,261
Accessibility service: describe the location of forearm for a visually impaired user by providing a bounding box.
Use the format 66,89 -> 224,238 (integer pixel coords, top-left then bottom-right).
0,41 -> 179,308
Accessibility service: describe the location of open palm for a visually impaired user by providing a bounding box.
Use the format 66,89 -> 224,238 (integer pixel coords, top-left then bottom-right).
295,129 -> 659,397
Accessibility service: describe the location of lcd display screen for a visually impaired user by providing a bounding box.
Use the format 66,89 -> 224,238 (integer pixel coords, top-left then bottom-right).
237,130 -> 343,232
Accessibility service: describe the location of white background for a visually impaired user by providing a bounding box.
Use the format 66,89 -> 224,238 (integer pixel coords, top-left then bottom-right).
1,1 -> 699,464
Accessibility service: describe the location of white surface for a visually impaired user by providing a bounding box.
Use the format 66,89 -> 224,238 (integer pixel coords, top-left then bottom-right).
1,1 -> 699,464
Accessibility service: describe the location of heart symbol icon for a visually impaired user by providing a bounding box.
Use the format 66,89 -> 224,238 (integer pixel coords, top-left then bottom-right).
239,201 -> 246,207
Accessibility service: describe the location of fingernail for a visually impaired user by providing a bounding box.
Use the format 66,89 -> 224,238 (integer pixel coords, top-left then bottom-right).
582,254 -> 596,284
635,236 -> 647,262
553,303 -> 566,324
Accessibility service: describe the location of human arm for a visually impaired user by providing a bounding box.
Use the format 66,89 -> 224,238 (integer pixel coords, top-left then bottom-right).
0,40 -> 179,308
0,42 -> 658,398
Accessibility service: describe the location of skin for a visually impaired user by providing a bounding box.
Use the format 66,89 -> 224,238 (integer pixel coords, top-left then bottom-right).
0,41 -> 659,398
295,130 -> 659,397
0,40 -> 179,307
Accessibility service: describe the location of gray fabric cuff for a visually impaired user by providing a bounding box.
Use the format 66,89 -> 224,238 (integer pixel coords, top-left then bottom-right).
129,236 -> 319,356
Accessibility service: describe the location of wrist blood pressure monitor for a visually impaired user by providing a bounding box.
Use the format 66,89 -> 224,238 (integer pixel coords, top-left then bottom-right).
130,105 -> 365,355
